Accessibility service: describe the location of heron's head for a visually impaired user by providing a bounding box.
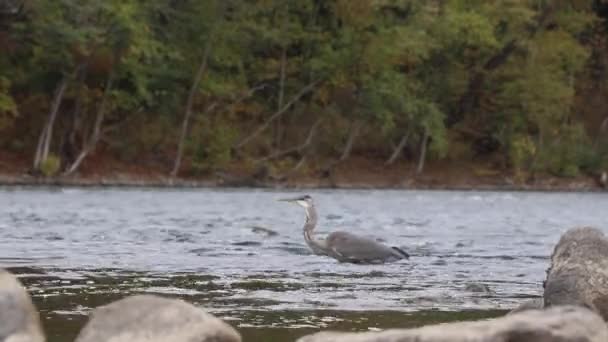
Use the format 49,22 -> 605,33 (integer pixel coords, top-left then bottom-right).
278,194 -> 313,209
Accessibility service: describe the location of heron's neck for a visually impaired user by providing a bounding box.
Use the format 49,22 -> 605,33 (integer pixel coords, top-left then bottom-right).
303,204 -> 327,254
303,205 -> 318,233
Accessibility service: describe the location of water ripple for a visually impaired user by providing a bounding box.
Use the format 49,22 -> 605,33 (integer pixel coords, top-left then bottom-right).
0,188 -> 606,318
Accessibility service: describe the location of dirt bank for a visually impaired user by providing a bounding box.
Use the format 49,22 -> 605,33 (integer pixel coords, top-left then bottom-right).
0,151 -> 605,191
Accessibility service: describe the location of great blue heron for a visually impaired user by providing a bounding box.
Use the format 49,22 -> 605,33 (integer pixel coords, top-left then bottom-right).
279,195 -> 409,264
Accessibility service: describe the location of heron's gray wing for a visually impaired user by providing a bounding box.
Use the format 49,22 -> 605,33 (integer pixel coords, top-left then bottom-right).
326,231 -> 404,263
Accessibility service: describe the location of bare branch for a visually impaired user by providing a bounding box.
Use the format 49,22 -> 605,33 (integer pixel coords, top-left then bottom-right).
234,79 -> 321,149
229,84 -> 267,112
255,118 -> 322,163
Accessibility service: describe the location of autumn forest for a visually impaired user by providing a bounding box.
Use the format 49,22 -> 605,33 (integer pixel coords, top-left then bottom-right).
1,1 -> 607,186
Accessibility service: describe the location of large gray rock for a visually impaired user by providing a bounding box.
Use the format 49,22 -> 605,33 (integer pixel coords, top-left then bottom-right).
74,295 -> 241,342
544,227 -> 608,321
297,306 -> 608,342
0,269 -> 45,342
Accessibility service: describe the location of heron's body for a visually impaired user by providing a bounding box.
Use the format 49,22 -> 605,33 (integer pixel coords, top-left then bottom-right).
282,195 -> 409,264
325,231 -> 409,263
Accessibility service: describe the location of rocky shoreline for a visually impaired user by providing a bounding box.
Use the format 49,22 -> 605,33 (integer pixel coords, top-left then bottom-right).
2,226 -> 608,342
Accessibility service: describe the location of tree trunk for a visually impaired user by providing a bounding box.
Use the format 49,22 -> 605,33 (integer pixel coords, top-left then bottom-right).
529,129 -> 544,174
452,39 -> 517,126
320,120 -> 362,180
416,129 -> 429,175
385,132 -> 410,165
273,120 -> 322,180
274,45 -> 287,149
33,75 -> 69,170
601,116 -> 608,133
339,120 -> 362,161
63,72 -> 114,176
170,43 -> 212,178
594,116 -> 608,148
63,65 -> 90,166
437,0 -> 446,15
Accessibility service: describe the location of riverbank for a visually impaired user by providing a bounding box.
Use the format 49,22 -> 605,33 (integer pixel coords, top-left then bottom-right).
0,151 -> 605,191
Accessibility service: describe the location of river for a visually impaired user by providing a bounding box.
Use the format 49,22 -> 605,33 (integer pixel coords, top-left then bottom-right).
0,187 -> 606,341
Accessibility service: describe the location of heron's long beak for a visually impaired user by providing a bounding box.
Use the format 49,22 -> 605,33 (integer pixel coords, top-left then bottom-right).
277,197 -> 299,203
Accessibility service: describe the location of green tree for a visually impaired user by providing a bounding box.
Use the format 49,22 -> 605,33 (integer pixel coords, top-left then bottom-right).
0,0 -> 605,183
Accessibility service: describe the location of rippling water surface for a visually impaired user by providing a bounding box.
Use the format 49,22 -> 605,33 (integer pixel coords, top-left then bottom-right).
0,187 -> 606,341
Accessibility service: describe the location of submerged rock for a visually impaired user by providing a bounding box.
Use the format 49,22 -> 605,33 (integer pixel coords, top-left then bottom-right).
75,294 -> 241,342
544,226 -> 608,321
0,269 -> 45,342
251,226 -> 278,237
463,282 -> 492,294
231,241 -> 262,246
297,306 -> 608,342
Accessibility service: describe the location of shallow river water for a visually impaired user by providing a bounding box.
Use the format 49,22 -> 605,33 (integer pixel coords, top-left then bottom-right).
0,187 -> 606,341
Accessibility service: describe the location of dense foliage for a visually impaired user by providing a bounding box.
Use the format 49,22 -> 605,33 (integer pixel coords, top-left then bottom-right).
1,0 -> 607,180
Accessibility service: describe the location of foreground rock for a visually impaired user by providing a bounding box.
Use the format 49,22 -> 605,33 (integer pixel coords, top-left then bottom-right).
508,298 -> 544,315
75,295 -> 241,342
544,226 -> 608,321
0,269 -> 45,342
297,306 -> 608,342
